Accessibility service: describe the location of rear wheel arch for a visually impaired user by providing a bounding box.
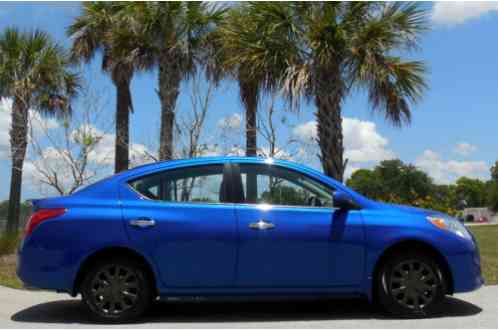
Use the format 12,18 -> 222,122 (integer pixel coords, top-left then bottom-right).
72,246 -> 158,297
372,239 -> 454,299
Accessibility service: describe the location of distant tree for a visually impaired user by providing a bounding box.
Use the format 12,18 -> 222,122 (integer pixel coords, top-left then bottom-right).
347,159 -> 493,215
491,161 -> 498,181
0,28 -> 78,233
346,169 -> 383,200
376,159 -> 433,202
432,184 -> 457,207
261,185 -> 308,206
487,161 -> 498,212
347,159 -> 433,204
455,177 -> 487,208
488,184 -> 498,212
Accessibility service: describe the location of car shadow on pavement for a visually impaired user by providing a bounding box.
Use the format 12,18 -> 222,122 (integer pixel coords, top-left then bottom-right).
11,296 -> 482,324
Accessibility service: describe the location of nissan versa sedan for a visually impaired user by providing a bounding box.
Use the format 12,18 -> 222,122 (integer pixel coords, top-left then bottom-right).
17,157 -> 483,323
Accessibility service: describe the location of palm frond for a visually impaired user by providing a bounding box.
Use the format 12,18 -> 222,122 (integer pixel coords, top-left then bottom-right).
0,27 -> 80,117
364,56 -> 427,126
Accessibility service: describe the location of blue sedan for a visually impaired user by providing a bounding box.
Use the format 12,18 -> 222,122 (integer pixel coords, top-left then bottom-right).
17,157 -> 483,322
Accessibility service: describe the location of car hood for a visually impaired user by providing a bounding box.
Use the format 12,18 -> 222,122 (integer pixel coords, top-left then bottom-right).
374,201 -> 447,218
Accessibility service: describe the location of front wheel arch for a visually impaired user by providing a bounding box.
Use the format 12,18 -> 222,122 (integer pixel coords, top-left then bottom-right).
371,240 -> 454,302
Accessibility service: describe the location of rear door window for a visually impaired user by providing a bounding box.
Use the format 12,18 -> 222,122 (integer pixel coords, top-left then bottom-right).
129,164 -> 228,203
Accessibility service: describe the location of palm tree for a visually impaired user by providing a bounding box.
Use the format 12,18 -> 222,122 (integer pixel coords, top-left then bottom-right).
116,2 -> 225,160
222,2 -> 428,182
68,2 -> 151,173
214,5 -> 289,157
0,28 -> 79,233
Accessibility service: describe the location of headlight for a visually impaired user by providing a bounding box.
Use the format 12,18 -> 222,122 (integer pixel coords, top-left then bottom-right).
427,216 -> 472,240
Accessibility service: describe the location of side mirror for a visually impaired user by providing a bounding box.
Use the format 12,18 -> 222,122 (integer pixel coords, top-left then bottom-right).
333,191 -> 359,210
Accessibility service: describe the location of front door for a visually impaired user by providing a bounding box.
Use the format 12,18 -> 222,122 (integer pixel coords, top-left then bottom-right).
232,162 -> 364,288
120,163 -> 237,288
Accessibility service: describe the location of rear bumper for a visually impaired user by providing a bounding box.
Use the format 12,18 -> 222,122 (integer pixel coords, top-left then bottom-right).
446,242 -> 484,293
16,240 -> 74,293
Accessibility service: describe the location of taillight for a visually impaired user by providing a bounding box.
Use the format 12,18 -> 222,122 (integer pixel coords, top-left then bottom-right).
24,208 -> 66,237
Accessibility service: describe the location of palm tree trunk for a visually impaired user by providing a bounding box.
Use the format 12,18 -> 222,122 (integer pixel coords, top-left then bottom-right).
158,54 -> 181,161
6,98 -> 28,233
114,79 -> 132,173
315,88 -> 346,182
239,81 -> 258,157
239,80 -> 258,202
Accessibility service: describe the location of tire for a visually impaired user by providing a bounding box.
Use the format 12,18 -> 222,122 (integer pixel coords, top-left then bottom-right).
81,258 -> 153,323
376,251 -> 447,318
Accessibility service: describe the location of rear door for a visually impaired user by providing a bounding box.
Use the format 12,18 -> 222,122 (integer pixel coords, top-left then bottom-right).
120,163 -> 238,288
232,162 -> 365,288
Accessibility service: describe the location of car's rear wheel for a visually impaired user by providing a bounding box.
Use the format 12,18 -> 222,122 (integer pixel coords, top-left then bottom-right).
377,252 -> 447,318
81,258 -> 153,323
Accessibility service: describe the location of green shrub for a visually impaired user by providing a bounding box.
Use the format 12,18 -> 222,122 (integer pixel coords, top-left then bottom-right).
0,232 -> 21,256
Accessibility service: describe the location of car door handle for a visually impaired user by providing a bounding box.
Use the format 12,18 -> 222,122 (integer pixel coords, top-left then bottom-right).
129,218 -> 156,228
249,220 -> 275,230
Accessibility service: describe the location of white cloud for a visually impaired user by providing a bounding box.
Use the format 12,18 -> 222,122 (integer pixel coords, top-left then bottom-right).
454,142 -> 477,156
195,144 -> 245,158
217,113 -> 242,130
293,121 -> 316,143
343,118 -> 396,163
415,149 -> 489,184
432,2 -> 498,25
292,117 -> 396,164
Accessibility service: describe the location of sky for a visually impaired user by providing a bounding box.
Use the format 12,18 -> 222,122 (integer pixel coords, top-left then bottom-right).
1,1 -> 498,200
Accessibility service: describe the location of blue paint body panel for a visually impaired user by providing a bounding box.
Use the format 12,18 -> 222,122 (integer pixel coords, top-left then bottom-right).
17,157 -> 483,300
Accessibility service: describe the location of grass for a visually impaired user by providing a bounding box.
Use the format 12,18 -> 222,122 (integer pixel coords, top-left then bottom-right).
0,254 -> 22,289
0,232 -> 22,289
468,224 -> 498,285
0,231 -> 20,256
0,225 -> 497,290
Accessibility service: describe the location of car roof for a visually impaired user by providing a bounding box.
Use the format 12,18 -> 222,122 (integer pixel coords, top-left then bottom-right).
123,156 -> 290,177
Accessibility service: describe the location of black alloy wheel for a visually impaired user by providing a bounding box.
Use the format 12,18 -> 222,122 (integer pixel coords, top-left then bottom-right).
377,252 -> 447,318
90,264 -> 140,315
81,258 -> 153,323
389,259 -> 438,310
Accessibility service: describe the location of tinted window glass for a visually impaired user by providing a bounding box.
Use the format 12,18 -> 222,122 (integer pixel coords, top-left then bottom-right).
129,165 -> 226,203
238,164 -> 334,207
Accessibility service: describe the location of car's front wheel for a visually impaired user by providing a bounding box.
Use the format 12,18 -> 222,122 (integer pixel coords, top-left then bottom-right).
81,258 -> 153,323
377,252 -> 447,318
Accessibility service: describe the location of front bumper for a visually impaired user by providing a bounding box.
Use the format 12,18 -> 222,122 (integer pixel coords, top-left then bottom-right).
446,239 -> 484,293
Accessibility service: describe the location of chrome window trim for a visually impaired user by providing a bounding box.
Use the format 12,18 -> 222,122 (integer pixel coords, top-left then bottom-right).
233,202 -> 337,211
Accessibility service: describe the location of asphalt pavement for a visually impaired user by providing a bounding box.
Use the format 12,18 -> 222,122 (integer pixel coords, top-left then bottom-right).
0,285 -> 496,328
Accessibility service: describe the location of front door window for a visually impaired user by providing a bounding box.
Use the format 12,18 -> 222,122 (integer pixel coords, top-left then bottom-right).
238,164 -> 334,207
